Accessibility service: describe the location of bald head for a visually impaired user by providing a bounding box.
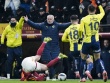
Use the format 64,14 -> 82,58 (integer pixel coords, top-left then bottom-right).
47,15 -> 54,24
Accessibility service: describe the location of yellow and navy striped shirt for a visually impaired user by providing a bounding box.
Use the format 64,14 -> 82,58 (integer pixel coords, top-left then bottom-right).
62,24 -> 81,51
79,5 -> 105,43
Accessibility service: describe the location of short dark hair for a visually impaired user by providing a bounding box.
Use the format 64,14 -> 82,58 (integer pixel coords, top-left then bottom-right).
88,4 -> 96,12
10,16 -> 17,20
70,15 -> 78,20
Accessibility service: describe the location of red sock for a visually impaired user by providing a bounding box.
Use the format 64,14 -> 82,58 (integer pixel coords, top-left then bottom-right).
20,70 -> 31,81
33,71 -> 39,77
46,57 -> 60,68
36,75 -> 46,81
36,42 -> 46,56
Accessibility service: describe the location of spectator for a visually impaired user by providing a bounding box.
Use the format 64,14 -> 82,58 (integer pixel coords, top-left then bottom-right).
49,6 -> 63,22
105,0 -> 110,24
0,0 -> 5,22
101,39 -> 110,79
16,7 -> 27,20
101,0 -> 107,24
20,0 -> 31,14
4,0 -> 20,16
34,0 -> 47,10
36,7 -> 48,22
1,16 -> 24,79
79,0 -> 91,19
2,7 -> 13,23
24,14 -> 71,80
62,0 -> 80,22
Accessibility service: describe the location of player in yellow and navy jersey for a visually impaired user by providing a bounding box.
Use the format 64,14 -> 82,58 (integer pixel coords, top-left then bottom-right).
62,15 -> 81,78
62,15 -> 93,80
79,0 -> 108,82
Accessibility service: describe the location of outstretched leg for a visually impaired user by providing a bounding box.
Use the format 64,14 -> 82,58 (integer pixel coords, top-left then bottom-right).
21,37 -> 52,81
40,53 -> 68,71
35,37 -> 52,61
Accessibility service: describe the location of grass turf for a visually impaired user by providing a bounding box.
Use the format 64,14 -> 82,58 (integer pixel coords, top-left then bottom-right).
0,79 -> 110,83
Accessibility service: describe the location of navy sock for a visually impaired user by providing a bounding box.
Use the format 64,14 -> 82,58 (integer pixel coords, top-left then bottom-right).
80,59 -> 86,78
87,62 -> 93,72
74,59 -> 79,72
95,59 -> 105,73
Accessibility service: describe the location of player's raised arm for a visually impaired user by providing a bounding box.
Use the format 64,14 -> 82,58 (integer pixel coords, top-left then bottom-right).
18,16 -> 24,29
96,0 -> 105,20
24,16 -> 42,30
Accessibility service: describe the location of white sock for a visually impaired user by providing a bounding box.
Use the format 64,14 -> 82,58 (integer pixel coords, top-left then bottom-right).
7,74 -> 10,79
58,56 -> 61,59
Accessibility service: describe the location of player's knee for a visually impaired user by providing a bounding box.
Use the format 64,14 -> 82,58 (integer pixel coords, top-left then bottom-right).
81,53 -> 87,60
94,53 -> 100,61
34,55 -> 41,61
43,65 -> 48,70
86,57 -> 93,63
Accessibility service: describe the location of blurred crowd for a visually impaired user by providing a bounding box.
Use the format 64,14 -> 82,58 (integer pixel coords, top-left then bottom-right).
0,0 -> 110,24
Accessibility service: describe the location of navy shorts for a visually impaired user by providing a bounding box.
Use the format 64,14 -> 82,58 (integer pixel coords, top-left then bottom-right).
69,51 -> 80,58
82,41 -> 101,55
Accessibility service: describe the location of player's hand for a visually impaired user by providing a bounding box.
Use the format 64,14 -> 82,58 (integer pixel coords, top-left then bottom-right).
23,15 -> 28,22
79,3 -> 85,14
96,0 -> 101,6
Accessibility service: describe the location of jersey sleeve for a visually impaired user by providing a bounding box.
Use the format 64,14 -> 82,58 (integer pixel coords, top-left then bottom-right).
18,17 -> 24,29
62,29 -> 69,42
97,5 -> 105,20
79,19 -> 84,39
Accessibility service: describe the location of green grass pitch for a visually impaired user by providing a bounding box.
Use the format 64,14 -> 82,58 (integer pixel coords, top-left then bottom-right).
0,79 -> 110,83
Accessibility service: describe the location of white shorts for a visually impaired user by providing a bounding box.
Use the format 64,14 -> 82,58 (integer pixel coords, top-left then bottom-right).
21,57 -> 36,72
35,62 -> 42,71
21,57 -> 42,72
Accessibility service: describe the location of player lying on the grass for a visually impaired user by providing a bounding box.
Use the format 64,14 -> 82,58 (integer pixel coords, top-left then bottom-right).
21,37 -> 68,81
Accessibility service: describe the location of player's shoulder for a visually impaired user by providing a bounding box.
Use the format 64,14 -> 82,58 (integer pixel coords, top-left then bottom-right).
81,16 -> 87,22
95,13 -> 102,17
65,26 -> 71,31
67,24 -> 73,28
77,24 -> 80,26
83,15 -> 90,19
5,25 -> 10,30
65,25 -> 73,31
77,24 -> 80,29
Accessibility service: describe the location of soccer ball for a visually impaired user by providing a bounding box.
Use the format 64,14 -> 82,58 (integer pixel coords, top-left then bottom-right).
58,73 -> 67,81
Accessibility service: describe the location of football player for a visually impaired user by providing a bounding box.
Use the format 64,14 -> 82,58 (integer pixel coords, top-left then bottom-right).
79,0 -> 108,82
21,37 -> 68,81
